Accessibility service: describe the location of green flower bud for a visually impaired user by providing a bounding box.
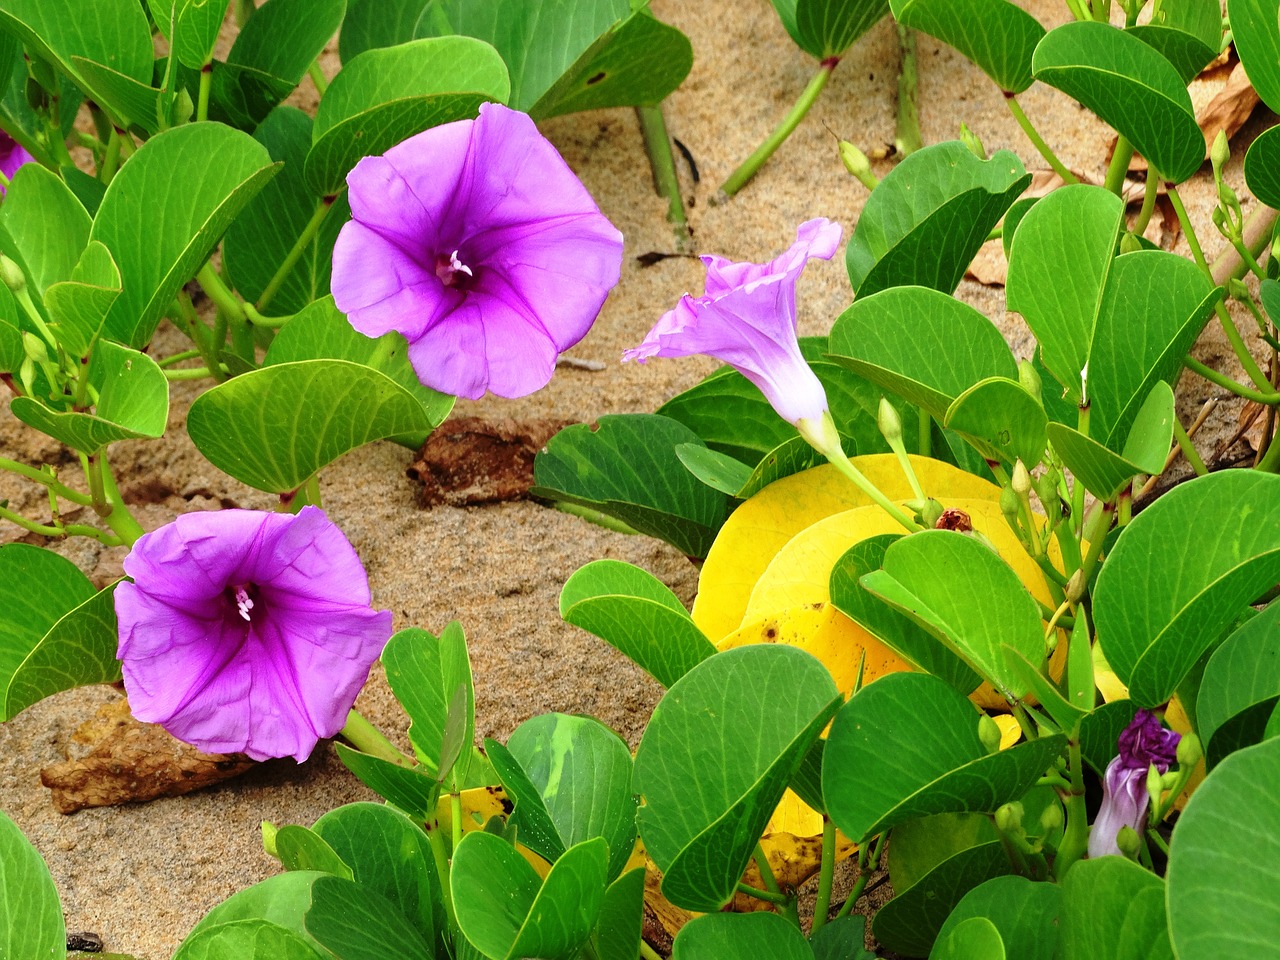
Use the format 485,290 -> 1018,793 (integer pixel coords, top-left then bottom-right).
1210,128 -> 1230,176
918,498 -> 944,529
21,331 -> 47,364
1039,802 -> 1064,836
1227,277 -> 1250,300
1116,824 -> 1142,859
1000,484 -> 1021,525
1017,360 -> 1041,401
1177,731 -> 1203,768
995,801 -> 1024,835
1012,460 -> 1032,497
261,820 -> 279,858
1034,469 -> 1061,516
838,140 -> 879,190
877,396 -> 903,447
1119,232 -> 1143,255
1146,762 -> 1165,813
171,88 -> 195,126
1082,500 -> 1112,546
0,255 -> 26,293
1065,568 -> 1086,603
978,714 -> 1002,754
959,122 -> 987,160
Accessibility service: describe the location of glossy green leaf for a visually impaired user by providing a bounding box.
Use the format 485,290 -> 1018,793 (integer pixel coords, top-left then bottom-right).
672,911 -> 812,960
264,296 -> 453,447
90,123 -> 278,347
381,623 -> 475,787
2,582 -> 121,722
303,875 -> 433,960
1127,23 -> 1218,84
943,376 -> 1047,466
889,812 -> 999,892
0,809 -> 64,958
892,0 -> 1044,91
0,163 -> 90,302
559,559 -> 716,689
824,673 -> 1067,841
223,108 -> 349,315
872,841 -> 1013,957
1006,646 -> 1086,734
1059,857 -> 1172,960
228,0 -> 345,90
812,915 -> 876,960
452,833 -> 608,960
273,827 -> 353,880
71,57 -> 167,135
311,802 -> 443,951
770,0 -> 889,59
1093,471 -> 1280,706
829,535 -> 981,695
847,142 -> 1029,297
203,60 -> 297,130
11,341 -> 168,453
187,359 -> 431,493
333,744 -> 441,821
0,290 -> 20,372
634,645 -> 841,912
828,286 -> 1018,421
1033,21 -> 1202,182
1196,602 -> 1280,765
1046,380 -> 1174,501
675,442 -> 753,495
931,918 -> 1005,960
1229,0 -> 1280,113
591,867 -> 645,960
305,36 -> 511,196
174,919 -> 326,960
45,241 -> 123,359
171,0 -> 230,69
1245,126 -> 1280,211
184,871 -> 326,949
1167,737 -> 1280,958
338,0 -> 432,62
532,415 -> 732,559
934,875 -> 1060,960
1078,699 -> 1139,777
858,530 -> 1045,699
503,713 -> 636,881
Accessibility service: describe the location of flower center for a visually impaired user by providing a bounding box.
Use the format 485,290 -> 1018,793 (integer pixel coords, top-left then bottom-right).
228,583 -> 258,622
435,249 -> 475,289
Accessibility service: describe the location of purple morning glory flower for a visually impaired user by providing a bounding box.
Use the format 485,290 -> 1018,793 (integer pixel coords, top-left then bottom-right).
0,132 -> 33,194
331,101 -> 624,401
114,506 -> 393,763
1088,708 -> 1181,858
623,218 -> 842,428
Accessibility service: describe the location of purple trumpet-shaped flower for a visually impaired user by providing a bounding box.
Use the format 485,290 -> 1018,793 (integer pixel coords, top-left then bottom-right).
623,218 -> 841,430
332,101 -> 624,401
114,507 -> 393,763
0,132 -> 33,194
1088,708 -> 1181,858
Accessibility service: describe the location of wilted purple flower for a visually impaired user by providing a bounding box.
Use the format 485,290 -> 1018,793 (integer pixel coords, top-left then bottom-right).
0,132 -> 33,194
623,218 -> 841,428
1088,709 -> 1181,858
332,101 -> 624,401
114,507 -> 393,763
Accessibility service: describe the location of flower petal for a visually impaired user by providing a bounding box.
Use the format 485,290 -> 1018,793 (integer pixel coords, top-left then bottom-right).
332,220 -> 456,341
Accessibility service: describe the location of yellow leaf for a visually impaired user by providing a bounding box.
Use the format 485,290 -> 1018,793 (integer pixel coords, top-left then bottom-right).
994,713 -> 1022,749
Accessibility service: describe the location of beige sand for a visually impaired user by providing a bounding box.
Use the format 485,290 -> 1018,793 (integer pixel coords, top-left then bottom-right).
0,1 -> 1265,955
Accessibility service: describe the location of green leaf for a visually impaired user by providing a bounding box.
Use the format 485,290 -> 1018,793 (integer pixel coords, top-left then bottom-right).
828,286 -> 1018,421
591,867 -> 645,960
204,60 -> 297,130
847,142 -> 1030,297
305,36 -> 510,197
0,809 -> 65,958
674,442 -> 753,495
173,0 -> 230,69
1167,737 -> 1280,958
1059,857 -> 1172,960
829,535 -> 982,695
264,296 -> 453,447
69,57 -> 166,136
823,673 -> 1067,841
45,241 -> 123,359
273,826 -> 354,880
769,0 -> 889,59
633,645 -> 841,912
0,162 -> 90,301
931,917 -> 1005,960
1196,602 -> 1280,766
933,875 -> 1060,960
380,623 -> 475,787
1032,21 -> 1202,183
1093,470 -> 1280,706
943,376 -> 1047,467
2,582 -> 121,721
186,359 -> 431,493
174,919 -> 327,960
452,833 -> 608,960
1127,23 -> 1218,84
890,0 -> 1044,91
228,0 -> 346,91
338,0 -> 432,62
559,559 -> 716,688
303,875 -> 434,960
90,123 -> 279,347
1078,699 -> 1139,776
889,812 -> 999,892
872,841 -> 1013,957
333,743 -> 441,821
811,915 -> 876,960
1229,0 -> 1280,113
11,341 -> 168,454
1245,126 -> 1280,211
505,713 -> 637,881
672,911 -> 813,960
532,415 -> 732,559
184,871 -> 327,949
858,530 -> 1046,700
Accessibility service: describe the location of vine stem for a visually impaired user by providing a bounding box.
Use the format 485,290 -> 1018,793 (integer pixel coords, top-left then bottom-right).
715,57 -> 838,201
1054,737 -> 1089,878
1181,356 -> 1278,403
338,709 -> 414,767
635,104 -> 691,251
1006,97 -> 1077,184
0,456 -> 92,505
1103,135 -> 1134,196
257,194 -> 336,311
810,818 -> 837,933
0,503 -> 121,545
894,24 -> 923,158
1172,417 -> 1208,476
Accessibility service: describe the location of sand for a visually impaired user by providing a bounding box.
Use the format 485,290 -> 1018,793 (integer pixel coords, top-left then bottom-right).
0,1 -> 1267,955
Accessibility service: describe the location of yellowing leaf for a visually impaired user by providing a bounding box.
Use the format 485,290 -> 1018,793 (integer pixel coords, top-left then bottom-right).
692,456 -> 1001,641
994,713 -> 1022,750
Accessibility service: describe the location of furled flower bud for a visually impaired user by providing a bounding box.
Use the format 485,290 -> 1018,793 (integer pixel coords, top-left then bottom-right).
1088,709 -> 1180,858
1176,731 -> 1202,768
1000,484 -> 1021,525
877,396 -> 903,447
1210,129 -> 1230,176
995,801 -> 1024,835
978,714 -> 1002,754
959,123 -> 987,160
1116,825 -> 1142,859
1017,360 -> 1041,402
1012,460 -> 1032,497
838,141 -> 879,190
0,254 -> 25,292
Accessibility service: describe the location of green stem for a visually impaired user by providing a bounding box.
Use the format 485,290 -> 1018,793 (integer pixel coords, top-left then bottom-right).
811,818 -> 837,933
736,882 -> 791,907
0,456 -> 93,505
244,303 -> 294,328
917,408 -> 932,457
307,60 -> 329,97
1103,135 -> 1134,196
100,128 -> 123,183
753,844 -> 782,894
98,457 -> 144,546
1230,233 -> 1268,281
424,816 -> 458,934
829,452 -> 922,532
894,24 -> 923,158
172,291 -> 224,383
1172,417 -> 1208,476
338,709 -> 415,766
0,502 -> 121,545
1182,355 -> 1280,403
198,262 -> 246,323
156,348 -> 203,369
639,941 -> 663,960
716,58 -> 837,200
1212,206 -> 1278,285
451,791 -> 463,850
1132,170 -> 1159,237
635,104 -> 691,251
197,65 -> 212,123
1007,97 -> 1077,184
1054,737 -> 1089,878
1259,427 -> 1280,472
258,195 -> 336,311
163,365 -> 225,381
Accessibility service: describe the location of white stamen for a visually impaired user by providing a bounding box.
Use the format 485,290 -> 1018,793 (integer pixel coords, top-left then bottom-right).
449,249 -> 473,277
235,586 -> 254,622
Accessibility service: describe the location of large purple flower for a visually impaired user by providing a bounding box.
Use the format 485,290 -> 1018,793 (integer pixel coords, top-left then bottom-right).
1088,709 -> 1181,858
331,101 -> 624,401
623,218 -> 842,427
114,507 -> 393,763
0,132 -> 33,194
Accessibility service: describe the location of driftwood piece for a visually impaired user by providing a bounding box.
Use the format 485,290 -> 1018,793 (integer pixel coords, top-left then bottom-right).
408,417 -> 575,507
40,697 -> 254,814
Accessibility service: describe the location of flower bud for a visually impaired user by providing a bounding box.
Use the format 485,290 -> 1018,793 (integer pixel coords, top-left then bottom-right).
978,714 -> 1002,754
917,498 -> 944,529
1210,129 -> 1230,176
21,331 -> 47,364
1000,484 -> 1021,525
1146,762 -> 1165,813
1017,360 -> 1041,401
995,801 -> 1024,834
1228,277 -> 1250,300
1119,231 -> 1143,255
1039,802 -> 1064,836
1176,731 -> 1203,768
171,88 -> 195,126
1035,469 -> 1061,516
959,123 -> 987,160
1065,568 -> 1086,603
1012,460 -> 1032,497
261,820 -> 279,858
1082,500 -> 1112,546
0,254 -> 25,292
838,140 -> 879,190
1116,825 -> 1142,859
877,396 -> 903,447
